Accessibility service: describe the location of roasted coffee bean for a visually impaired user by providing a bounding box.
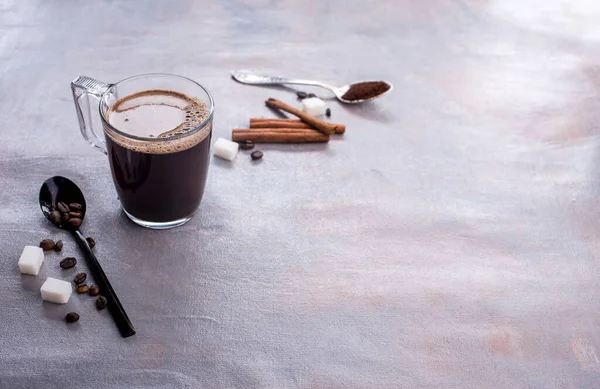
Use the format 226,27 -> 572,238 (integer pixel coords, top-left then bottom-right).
40,239 -> 55,251
60,257 -> 77,269
76,284 -> 89,294
73,272 -> 87,285
297,91 -> 308,99
96,296 -> 108,310
57,202 -> 69,213
65,312 -> 80,323
69,218 -> 82,228
69,203 -> 83,211
238,140 -> 255,150
308,93 -> 317,98
86,237 -> 95,249
61,213 -> 70,222
69,211 -> 82,218
49,211 -> 61,225
251,150 -> 263,160
54,240 -> 63,252
88,285 -> 100,296
326,108 -> 331,117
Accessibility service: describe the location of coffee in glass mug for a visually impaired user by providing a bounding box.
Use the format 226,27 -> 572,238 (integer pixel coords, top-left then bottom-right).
71,74 -> 214,229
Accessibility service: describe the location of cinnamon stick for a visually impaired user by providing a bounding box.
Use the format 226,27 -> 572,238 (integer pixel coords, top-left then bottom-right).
250,118 -> 304,123
232,129 -> 329,143
249,118 -> 345,134
250,121 -> 313,129
237,127 -> 317,132
265,98 -> 345,135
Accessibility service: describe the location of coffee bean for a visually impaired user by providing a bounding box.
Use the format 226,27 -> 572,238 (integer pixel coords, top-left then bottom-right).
76,284 -> 89,294
86,237 -> 95,249
238,140 -> 255,150
96,296 -> 108,310
60,257 -> 77,269
49,211 -> 61,225
39,239 -> 55,251
251,150 -> 263,160
69,203 -> 83,211
61,213 -> 70,222
88,285 -> 100,296
57,202 -> 69,213
65,312 -> 80,323
69,218 -> 82,228
69,211 -> 82,218
73,272 -> 87,284
297,91 -> 308,99
326,108 -> 331,117
308,93 -> 317,98
54,240 -> 63,252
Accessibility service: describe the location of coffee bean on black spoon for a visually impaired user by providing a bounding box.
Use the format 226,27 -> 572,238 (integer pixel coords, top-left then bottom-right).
308,93 -> 316,98
60,257 -> 77,269
251,150 -> 263,160
57,202 -> 70,213
297,91 -> 308,99
69,218 -> 82,228
326,108 -> 331,117
49,211 -> 61,225
69,203 -> 83,211
76,284 -> 89,294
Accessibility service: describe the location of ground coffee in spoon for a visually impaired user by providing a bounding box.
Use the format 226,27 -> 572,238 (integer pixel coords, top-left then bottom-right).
341,81 -> 391,101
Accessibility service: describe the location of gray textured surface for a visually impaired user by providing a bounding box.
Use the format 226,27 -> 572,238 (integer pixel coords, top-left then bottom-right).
2,0 -> 600,388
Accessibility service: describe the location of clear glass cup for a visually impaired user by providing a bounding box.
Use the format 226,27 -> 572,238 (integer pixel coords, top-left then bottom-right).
71,73 -> 214,229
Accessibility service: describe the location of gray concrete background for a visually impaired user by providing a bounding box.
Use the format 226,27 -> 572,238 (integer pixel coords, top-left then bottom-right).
2,0 -> 600,388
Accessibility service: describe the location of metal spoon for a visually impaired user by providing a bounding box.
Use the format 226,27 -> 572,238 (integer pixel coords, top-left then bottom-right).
231,70 -> 393,104
39,176 -> 135,338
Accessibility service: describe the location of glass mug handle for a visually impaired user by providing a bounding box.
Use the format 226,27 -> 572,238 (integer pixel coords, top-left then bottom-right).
70,76 -> 112,155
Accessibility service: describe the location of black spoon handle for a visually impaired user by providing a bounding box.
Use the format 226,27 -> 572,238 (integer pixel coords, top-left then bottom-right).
73,229 -> 135,338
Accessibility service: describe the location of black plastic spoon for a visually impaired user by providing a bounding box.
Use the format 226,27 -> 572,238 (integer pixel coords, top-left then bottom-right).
39,176 -> 135,338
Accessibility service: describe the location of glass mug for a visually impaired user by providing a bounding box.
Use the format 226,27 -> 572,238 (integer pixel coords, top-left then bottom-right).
71,74 -> 214,229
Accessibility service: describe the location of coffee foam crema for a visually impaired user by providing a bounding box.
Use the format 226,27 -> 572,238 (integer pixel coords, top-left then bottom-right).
104,89 -> 211,154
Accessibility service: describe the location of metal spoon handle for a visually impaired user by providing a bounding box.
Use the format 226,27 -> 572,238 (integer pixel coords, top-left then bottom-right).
231,70 -> 336,91
73,229 -> 135,337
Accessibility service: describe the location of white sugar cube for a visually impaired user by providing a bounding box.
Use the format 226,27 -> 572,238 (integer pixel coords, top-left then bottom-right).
302,97 -> 326,116
40,277 -> 72,304
214,138 -> 239,161
18,246 -> 44,276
